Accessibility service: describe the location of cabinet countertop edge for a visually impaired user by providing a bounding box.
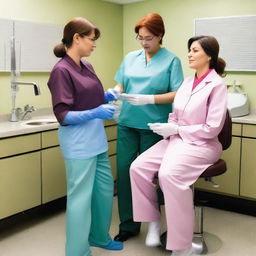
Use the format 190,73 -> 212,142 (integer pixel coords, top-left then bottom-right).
232,113 -> 256,125
3,110 -> 255,138
0,113 -> 117,139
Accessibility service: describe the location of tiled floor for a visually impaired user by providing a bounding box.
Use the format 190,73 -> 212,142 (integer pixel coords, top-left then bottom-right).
0,197 -> 255,256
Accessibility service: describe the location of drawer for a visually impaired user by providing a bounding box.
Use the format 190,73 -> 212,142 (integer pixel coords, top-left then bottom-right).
0,134 -> 41,158
242,124 -> 256,138
106,125 -> 117,141
108,140 -> 116,155
232,123 -> 242,136
42,130 -> 59,148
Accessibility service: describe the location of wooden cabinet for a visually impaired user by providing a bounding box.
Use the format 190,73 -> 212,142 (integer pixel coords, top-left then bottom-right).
0,133 -> 40,157
105,125 -> 117,141
0,133 -> 41,219
41,130 -> 59,148
195,136 -> 241,196
195,123 -> 242,196
108,140 -> 117,156
240,124 -> 256,199
0,152 -> 41,219
196,123 -> 256,201
41,147 -> 66,203
41,130 -> 66,203
0,122 -> 118,220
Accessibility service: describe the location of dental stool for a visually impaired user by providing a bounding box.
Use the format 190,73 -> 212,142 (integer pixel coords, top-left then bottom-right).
193,110 -> 232,254
160,110 -> 232,254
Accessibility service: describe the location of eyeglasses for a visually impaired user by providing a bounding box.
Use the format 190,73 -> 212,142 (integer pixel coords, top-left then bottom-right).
136,35 -> 155,42
85,36 -> 97,42
79,33 -> 97,42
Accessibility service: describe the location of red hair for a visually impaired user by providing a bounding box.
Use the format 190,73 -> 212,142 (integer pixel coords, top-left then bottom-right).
135,13 -> 165,44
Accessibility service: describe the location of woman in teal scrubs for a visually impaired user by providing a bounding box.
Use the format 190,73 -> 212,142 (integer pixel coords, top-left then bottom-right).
114,13 -> 184,242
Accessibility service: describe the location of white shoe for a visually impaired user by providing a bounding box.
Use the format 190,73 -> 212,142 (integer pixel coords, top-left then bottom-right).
171,245 -> 196,256
145,221 -> 161,247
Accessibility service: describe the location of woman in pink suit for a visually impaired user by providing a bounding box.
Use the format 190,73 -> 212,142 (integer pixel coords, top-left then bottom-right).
130,35 -> 227,256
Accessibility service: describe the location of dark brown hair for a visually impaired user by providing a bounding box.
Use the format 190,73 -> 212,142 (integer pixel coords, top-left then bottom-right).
135,13 -> 165,44
188,35 -> 226,76
53,17 -> 100,58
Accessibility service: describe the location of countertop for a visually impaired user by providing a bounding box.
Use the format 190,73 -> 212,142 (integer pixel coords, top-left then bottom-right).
0,109 -> 255,139
0,108 -> 117,139
0,110 -> 58,138
232,113 -> 256,125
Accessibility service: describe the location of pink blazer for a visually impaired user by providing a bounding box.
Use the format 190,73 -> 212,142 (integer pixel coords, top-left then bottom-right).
168,69 -> 227,146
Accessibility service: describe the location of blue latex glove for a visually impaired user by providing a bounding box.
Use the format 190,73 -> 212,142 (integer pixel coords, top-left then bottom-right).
104,86 -> 121,102
63,104 -> 116,125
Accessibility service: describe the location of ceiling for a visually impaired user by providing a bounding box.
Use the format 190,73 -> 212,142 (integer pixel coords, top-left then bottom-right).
101,0 -> 145,4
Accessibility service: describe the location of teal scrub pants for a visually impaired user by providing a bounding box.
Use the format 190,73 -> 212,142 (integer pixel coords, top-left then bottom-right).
65,152 -> 113,256
116,125 -> 162,232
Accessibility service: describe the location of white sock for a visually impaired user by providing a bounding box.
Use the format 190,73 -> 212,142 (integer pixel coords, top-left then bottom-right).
145,221 -> 161,247
171,245 -> 195,256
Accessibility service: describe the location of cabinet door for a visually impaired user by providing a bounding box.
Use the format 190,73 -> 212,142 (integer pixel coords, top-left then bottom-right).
106,125 -> 117,141
195,136 -> 241,196
41,147 -> 66,203
41,130 -> 59,148
14,20 -> 62,71
0,152 -> 41,219
108,140 -> 116,156
240,138 -> 256,199
0,19 -> 13,71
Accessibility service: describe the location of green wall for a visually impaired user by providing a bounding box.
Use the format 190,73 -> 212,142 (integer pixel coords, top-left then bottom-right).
0,0 -> 256,116
123,0 -> 256,110
0,0 -> 123,115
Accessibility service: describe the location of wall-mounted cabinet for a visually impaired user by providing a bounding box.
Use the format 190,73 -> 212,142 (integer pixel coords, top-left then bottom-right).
0,19 -> 13,71
0,18 -> 63,72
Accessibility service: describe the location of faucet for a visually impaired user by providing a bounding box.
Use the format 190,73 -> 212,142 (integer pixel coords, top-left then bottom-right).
9,36 -> 41,122
11,81 -> 40,95
10,81 -> 40,122
21,105 -> 36,120
227,80 -> 243,93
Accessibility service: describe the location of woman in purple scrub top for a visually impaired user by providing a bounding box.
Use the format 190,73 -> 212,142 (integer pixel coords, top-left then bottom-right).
48,17 -> 122,256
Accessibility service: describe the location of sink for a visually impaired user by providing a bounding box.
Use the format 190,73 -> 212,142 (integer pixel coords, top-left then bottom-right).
23,119 -> 58,126
227,93 -> 249,117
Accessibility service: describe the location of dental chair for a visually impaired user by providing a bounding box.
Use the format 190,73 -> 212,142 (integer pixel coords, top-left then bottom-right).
160,110 -> 232,254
